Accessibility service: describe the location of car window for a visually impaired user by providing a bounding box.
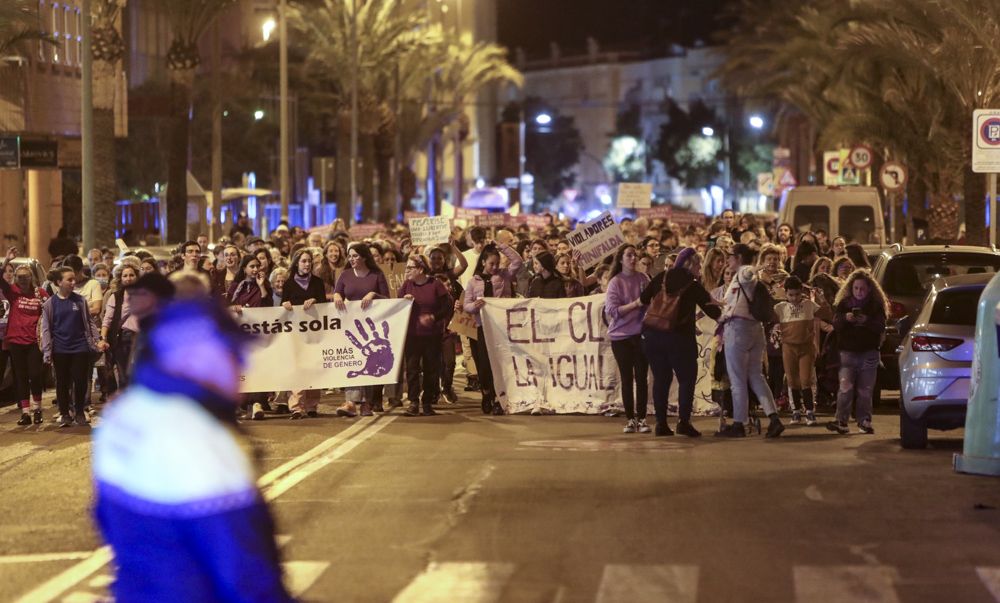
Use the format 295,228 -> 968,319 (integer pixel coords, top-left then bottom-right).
840,206 -> 877,244
884,253 -> 1000,296
793,205 -> 829,235
929,287 -> 984,326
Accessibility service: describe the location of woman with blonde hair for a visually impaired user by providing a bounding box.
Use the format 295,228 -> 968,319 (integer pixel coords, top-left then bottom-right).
827,269 -> 889,435
702,247 -> 727,290
315,240 -> 346,301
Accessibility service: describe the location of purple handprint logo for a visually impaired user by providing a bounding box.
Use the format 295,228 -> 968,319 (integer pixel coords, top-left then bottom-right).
345,317 -> 394,378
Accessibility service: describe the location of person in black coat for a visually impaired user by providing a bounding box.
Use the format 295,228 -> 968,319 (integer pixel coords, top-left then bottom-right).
639,247 -> 722,437
527,251 -> 567,299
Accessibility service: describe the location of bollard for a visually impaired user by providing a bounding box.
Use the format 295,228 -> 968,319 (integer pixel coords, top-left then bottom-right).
954,271 -> 1000,476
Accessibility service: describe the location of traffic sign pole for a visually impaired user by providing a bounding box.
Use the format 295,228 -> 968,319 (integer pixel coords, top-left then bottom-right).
991,173 -> 997,247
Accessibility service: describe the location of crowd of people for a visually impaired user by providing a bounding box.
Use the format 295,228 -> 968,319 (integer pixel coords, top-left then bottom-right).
0,207 -> 887,438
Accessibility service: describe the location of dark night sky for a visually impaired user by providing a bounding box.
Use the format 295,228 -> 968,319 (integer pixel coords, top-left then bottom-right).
497,0 -> 738,59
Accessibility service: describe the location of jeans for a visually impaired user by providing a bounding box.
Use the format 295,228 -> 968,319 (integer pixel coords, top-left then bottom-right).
611,335 -> 649,420
642,329 -> 697,424
723,319 -> 777,424
405,334 -> 443,407
836,349 -> 879,425
53,351 -> 91,416
113,329 -> 136,388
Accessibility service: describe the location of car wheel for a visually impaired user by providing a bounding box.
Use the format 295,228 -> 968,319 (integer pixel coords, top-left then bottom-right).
900,408 -> 928,449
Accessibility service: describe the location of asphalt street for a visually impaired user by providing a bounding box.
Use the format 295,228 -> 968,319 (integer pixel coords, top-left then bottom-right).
1,377 -> 999,603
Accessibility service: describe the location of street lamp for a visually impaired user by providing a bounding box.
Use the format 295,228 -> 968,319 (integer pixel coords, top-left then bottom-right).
701,126 -> 715,137
749,115 -> 765,130
261,18 -> 276,42
535,113 -> 552,126
254,109 -> 265,120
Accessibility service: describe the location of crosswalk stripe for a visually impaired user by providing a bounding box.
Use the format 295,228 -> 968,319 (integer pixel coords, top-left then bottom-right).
794,565 -> 900,602
976,567 -> 1000,601
595,564 -> 699,603
391,562 -> 516,603
283,561 -> 330,598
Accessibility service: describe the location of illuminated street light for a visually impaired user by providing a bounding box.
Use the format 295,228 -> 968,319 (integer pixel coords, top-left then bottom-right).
262,18 -> 276,42
701,126 -> 715,137
254,109 -> 265,120
749,115 -> 765,129
535,113 -> 553,126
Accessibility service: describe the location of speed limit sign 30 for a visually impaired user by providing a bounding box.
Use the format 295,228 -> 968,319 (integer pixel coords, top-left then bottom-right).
849,145 -> 874,170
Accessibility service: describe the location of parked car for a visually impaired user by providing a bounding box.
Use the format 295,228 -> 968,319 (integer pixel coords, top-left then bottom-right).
779,185 -> 886,245
898,272 -> 992,448
871,244 -> 1000,404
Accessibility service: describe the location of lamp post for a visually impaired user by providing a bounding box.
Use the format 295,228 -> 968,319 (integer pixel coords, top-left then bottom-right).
81,0 -> 94,251
279,0 -> 290,224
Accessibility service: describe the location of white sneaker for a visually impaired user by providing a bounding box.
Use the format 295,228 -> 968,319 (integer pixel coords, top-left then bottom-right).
805,411 -> 817,426
623,418 -> 637,433
636,418 -> 651,433
791,410 -> 802,424
252,403 -> 265,421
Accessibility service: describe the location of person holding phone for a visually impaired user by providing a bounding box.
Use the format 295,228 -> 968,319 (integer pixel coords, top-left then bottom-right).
827,269 -> 888,435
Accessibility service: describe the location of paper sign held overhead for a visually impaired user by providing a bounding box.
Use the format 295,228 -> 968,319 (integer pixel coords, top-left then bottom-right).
616,183 -> 653,208
566,211 -> 625,269
408,216 -> 451,247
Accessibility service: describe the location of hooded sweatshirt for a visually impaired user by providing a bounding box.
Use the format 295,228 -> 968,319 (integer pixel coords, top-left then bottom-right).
720,265 -> 760,323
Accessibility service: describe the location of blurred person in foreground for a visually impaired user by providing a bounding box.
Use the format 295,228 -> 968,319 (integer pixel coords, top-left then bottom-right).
92,298 -> 292,601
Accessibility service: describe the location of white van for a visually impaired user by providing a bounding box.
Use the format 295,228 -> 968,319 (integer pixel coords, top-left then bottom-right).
778,185 -> 885,245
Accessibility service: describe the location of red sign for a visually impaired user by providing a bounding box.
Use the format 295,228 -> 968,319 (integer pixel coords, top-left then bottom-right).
637,206 -> 672,220
455,207 -> 487,220
474,213 -> 507,227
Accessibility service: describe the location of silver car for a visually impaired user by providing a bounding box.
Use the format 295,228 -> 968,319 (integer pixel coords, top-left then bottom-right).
898,272 -> 992,449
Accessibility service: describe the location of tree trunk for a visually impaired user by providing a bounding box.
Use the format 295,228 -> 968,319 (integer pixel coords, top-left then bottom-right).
335,112 -> 353,224
400,164 -> 417,213
361,134 -> 375,222
93,107 -> 117,248
927,180 -> 959,242
426,135 -> 440,215
165,75 -> 192,244
905,164 -> 927,244
964,168 -> 987,246
376,152 -> 393,223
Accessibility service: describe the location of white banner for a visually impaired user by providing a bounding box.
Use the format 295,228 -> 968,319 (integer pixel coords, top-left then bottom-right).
480,295 -> 622,414
566,211 -> 626,269
236,300 -> 412,392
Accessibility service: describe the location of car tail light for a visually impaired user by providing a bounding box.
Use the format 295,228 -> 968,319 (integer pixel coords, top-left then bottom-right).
911,335 -> 963,352
890,301 -> 907,321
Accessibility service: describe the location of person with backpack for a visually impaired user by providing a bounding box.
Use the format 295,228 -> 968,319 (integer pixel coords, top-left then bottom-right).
717,244 -> 785,438
639,247 -> 721,437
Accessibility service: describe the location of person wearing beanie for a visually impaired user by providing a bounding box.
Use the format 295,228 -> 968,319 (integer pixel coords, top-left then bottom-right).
639,246 -> 722,437
92,299 -> 292,602
527,251 -> 567,299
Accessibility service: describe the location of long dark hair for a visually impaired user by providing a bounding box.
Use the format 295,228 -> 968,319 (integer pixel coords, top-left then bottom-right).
473,243 -> 501,277
609,244 -> 636,279
289,249 -> 314,278
233,255 -> 260,283
347,242 -> 383,274
845,242 -> 870,269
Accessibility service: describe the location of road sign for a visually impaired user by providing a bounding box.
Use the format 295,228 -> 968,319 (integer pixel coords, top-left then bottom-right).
823,151 -> 840,185
849,144 -> 874,170
0,136 -> 18,168
757,172 -> 774,196
777,169 -> 797,189
973,109 -> 1000,173
879,161 -> 907,192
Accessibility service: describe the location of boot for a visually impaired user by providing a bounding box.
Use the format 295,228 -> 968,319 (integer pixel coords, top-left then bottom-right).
481,396 -> 493,414
465,375 -> 480,392
491,401 -> 505,415
360,401 -> 373,417
422,404 -> 437,416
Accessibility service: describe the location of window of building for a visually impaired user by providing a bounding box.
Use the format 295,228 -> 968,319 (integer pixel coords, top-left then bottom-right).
75,7 -> 82,66
63,4 -> 73,65
37,0 -> 49,62
51,2 -> 62,64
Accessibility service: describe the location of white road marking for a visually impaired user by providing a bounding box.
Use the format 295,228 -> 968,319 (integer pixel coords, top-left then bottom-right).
13,547 -> 113,603
794,565 -> 900,602
283,561 -> 329,598
86,574 -> 113,589
976,567 -> 1000,600
60,592 -> 105,603
392,562 -> 516,603
15,416 -> 397,603
263,414 -> 397,501
595,564 -> 699,603
0,551 -> 94,565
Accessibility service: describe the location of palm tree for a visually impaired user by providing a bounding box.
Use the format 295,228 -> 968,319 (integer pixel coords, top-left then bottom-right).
90,0 -> 127,246
154,0 -> 237,243
0,0 -> 54,60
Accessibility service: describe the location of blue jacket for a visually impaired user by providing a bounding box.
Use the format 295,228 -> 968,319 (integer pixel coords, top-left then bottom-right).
92,366 -> 293,602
